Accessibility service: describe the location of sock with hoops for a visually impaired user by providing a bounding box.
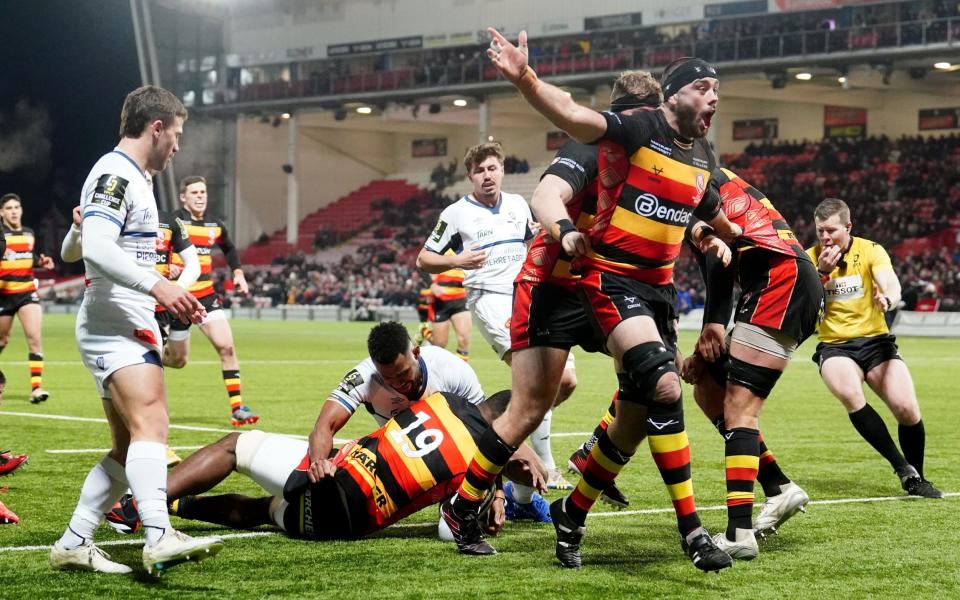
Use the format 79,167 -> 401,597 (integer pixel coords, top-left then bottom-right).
28,352 -> 44,391
223,369 -> 242,411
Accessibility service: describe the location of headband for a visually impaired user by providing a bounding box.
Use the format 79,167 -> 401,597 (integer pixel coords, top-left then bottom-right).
662,59 -> 718,100
610,92 -> 660,113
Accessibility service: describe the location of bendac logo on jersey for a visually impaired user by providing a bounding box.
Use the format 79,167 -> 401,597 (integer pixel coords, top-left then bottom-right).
430,220 -> 448,243
92,174 -> 129,211
337,369 -> 365,394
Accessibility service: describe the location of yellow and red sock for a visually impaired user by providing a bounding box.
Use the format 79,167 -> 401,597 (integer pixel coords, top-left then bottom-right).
454,428 -> 516,512
566,430 -> 631,524
725,427 -> 760,537
222,370 -> 242,411
28,353 -> 43,391
647,401 -> 701,536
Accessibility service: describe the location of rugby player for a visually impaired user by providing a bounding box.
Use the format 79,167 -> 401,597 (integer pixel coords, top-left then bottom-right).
418,142 -> 574,497
807,198 -> 941,498
443,29 -> 736,572
0,193 -> 55,403
62,173 -> 199,470
165,175 -> 259,427
430,260 -> 472,361
107,391 -> 545,542
51,85 -> 222,575
0,369 -> 28,524
507,70 -> 670,515
681,168 -> 822,560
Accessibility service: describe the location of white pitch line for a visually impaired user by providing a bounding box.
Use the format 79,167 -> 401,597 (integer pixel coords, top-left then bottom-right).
0,531 -> 275,553
1,493 -> 955,553
47,445 -> 205,454
388,492 -> 958,526
0,359 -> 356,366
0,410 -> 352,444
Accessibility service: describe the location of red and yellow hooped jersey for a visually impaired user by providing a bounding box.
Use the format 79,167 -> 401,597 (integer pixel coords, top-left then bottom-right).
334,392 -> 486,534
585,111 -> 714,285
171,209 -> 241,300
713,168 -> 807,261
432,260 -> 466,301
0,225 -> 38,295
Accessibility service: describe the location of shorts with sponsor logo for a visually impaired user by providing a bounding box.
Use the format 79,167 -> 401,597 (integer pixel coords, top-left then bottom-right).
169,293 -> 223,332
812,334 -> 902,374
578,270 -> 678,355
76,298 -> 162,399
467,289 -> 513,359
511,280 -> 603,354
0,290 -> 40,317
433,297 -> 468,323
737,252 -> 824,345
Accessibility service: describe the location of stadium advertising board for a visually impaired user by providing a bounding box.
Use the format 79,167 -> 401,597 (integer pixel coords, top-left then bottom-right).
412,138 -> 447,158
824,105 -> 867,138
733,118 -> 779,140
705,0 -> 767,18
328,36 -> 422,57
546,131 -> 570,150
584,12 -> 643,30
918,108 -> 960,131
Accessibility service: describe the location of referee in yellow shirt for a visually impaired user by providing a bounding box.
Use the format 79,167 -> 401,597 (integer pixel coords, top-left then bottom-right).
807,198 -> 941,498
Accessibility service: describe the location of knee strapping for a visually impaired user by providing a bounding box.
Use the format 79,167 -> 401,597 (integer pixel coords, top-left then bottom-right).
622,342 -> 679,404
235,430 -> 267,475
728,356 -> 782,399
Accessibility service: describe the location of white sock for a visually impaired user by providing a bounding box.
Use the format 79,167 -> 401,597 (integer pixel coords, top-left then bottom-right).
58,456 -> 128,549
126,441 -> 172,546
530,410 -> 556,470
511,483 -> 536,504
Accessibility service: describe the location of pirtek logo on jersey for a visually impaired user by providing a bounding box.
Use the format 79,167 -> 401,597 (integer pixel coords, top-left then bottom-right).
635,193 -> 692,225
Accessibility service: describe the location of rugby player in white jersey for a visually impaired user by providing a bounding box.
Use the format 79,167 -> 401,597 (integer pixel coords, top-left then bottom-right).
50,86 -> 222,575
306,321 -> 486,475
417,142 -> 573,506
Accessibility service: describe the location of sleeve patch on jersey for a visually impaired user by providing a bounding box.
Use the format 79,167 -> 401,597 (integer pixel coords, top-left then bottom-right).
91,174 -> 130,211
336,369 -> 364,395
430,220 -> 448,243
175,218 -> 189,240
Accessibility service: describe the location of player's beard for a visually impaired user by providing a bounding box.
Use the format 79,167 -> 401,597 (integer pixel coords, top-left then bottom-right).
674,100 -> 703,139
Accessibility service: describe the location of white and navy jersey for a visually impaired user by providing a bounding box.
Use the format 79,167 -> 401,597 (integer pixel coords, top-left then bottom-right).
79,150 -> 158,308
424,192 -> 533,295
329,345 -> 485,425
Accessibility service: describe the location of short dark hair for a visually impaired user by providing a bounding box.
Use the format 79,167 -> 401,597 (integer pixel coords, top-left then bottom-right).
179,175 -> 207,194
0,193 -> 21,208
367,321 -> 412,365
119,85 -> 187,139
483,389 -> 511,420
0,369 -> 6,385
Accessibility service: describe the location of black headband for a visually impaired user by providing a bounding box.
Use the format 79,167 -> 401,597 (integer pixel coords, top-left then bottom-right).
661,58 -> 718,100
610,92 -> 660,113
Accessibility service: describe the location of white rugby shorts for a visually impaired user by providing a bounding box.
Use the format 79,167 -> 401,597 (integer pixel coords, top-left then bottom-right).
76,299 -> 163,399
467,288 -> 513,359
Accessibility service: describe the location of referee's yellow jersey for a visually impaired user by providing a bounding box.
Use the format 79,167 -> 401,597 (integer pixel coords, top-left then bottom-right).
806,237 -> 894,344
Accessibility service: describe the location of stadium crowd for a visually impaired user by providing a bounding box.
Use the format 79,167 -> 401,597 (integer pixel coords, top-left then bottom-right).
235,0 -> 960,98
195,134 -> 960,314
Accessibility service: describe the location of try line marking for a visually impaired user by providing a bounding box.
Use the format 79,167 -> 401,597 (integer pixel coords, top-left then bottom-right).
1,493 -> 954,553
0,411 -> 350,445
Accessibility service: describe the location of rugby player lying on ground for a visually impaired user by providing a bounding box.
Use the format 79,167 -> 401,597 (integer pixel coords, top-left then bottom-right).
107,390 -> 546,540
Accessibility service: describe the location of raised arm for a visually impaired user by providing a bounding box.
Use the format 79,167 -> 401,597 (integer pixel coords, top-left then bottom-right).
487,28 -> 607,143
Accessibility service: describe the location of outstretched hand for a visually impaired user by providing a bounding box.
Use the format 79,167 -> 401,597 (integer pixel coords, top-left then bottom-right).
486,28 -> 530,85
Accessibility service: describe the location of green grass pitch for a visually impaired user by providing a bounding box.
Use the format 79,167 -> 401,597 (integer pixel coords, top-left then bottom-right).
0,314 -> 957,598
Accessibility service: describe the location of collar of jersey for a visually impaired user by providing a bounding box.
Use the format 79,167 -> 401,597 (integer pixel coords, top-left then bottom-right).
465,193 -> 502,213
402,355 -> 430,402
110,149 -> 146,179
